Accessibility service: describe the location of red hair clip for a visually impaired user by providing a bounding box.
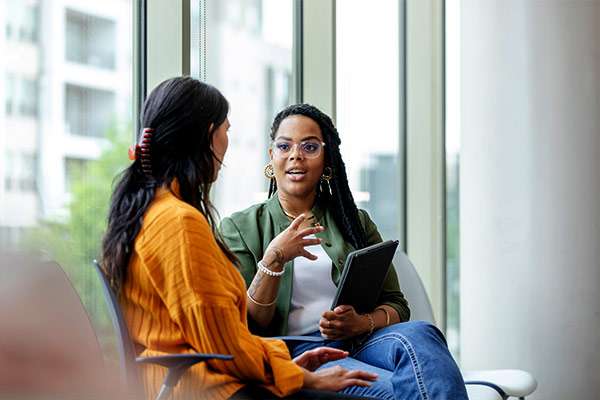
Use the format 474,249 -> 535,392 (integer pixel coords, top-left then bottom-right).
128,144 -> 140,160
128,128 -> 155,161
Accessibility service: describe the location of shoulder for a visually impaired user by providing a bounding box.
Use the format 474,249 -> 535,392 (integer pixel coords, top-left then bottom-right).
221,201 -> 270,232
134,193 -> 214,261
145,191 -> 210,235
220,200 -> 277,258
354,208 -> 384,244
355,208 -> 381,239
227,201 -> 270,222
357,208 -> 375,227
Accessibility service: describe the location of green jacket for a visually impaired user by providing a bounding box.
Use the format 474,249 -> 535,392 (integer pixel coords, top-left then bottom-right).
219,195 -> 410,336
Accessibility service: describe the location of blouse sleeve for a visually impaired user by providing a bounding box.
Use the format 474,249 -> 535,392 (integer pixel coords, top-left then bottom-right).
142,208 -> 303,397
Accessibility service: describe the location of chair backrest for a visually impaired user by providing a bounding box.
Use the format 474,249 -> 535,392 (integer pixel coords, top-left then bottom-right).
392,251 -> 436,324
92,260 -> 141,390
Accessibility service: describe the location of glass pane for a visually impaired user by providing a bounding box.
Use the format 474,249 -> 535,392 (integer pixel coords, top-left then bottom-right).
191,0 -> 295,216
0,0 -> 133,357
336,0 -> 404,244
445,0 -> 461,360
5,0 -> 38,43
65,84 -> 116,137
66,9 -> 117,69
4,73 -> 38,117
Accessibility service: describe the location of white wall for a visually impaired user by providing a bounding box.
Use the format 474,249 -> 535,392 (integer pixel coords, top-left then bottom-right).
460,1 -> 600,399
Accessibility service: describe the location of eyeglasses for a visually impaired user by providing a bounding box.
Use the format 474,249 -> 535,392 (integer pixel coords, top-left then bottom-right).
271,140 -> 326,159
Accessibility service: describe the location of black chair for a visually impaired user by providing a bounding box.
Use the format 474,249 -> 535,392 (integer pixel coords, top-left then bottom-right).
92,260 -> 233,400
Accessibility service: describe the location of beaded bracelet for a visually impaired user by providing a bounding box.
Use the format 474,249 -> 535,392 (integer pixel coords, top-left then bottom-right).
257,260 -> 285,277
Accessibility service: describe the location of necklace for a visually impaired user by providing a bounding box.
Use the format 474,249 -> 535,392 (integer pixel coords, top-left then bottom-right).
281,207 -> 319,227
281,208 -> 312,220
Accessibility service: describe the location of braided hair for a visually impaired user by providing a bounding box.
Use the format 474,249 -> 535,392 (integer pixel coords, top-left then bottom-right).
102,77 -> 237,293
269,104 -> 367,250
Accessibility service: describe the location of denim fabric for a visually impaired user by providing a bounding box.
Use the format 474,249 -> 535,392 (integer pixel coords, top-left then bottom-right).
289,321 -> 468,400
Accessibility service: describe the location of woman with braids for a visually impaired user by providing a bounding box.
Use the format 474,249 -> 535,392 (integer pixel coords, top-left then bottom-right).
101,79 -> 379,400
220,104 -> 468,400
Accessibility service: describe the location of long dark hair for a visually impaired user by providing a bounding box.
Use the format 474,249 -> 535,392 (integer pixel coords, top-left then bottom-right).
268,103 -> 367,250
102,77 -> 237,293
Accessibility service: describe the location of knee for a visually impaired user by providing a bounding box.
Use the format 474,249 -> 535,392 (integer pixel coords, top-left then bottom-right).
389,319 -> 437,333
388,320 -> 447,345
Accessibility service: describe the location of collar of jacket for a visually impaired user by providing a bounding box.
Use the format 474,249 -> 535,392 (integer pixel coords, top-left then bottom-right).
265,193 -> 327,232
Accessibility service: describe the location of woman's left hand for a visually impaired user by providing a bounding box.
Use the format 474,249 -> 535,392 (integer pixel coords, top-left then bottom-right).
293,347 -> 349,371
319,305 -> 370,340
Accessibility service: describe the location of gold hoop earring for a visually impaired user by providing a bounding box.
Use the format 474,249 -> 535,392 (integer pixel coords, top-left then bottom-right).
264,163 -> 275,179
320,167 -> 333,196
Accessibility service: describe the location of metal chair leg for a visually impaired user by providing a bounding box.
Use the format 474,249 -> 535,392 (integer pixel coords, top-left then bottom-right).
155,384 -> 173,400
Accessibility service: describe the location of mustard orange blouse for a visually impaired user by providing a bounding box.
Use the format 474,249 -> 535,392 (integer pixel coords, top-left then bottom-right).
120,186 -> 304,399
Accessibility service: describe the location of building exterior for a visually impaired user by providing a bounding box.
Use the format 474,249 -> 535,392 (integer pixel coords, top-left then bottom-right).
0,0 -> 131,248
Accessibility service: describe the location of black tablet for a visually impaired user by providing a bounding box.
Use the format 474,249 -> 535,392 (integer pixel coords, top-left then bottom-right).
331,240 -> 399,313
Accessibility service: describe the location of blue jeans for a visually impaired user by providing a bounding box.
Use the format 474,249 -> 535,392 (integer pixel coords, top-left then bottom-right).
289,321 -> 468,400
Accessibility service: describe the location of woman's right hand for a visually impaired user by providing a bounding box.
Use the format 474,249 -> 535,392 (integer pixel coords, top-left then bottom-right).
293,347 -> 348,371
302,366 -> 378,392
263,214 -> 325,266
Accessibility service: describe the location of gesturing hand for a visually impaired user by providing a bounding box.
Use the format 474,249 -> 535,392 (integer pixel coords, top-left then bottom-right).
293,347 -> 348,371
319,305 -> 370,340
264,214 -> 325,264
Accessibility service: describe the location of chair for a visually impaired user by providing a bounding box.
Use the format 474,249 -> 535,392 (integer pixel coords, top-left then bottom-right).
92,260 -> 233,400
0,253 -> 116,398
393,251 -> 538,400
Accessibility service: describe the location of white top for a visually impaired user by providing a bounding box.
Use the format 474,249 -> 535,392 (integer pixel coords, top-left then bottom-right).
287,235 -> 338,335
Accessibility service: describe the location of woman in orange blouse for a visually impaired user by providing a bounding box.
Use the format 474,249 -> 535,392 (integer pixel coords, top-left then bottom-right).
101,77 -> 376,399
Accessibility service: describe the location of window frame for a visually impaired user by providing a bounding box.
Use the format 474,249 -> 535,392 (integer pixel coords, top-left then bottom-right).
133,0 -> 147,135
405,0 -> 446,328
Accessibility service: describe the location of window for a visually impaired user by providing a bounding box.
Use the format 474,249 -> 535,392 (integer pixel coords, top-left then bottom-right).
4,74 -> 15,115
193,0 -> 296,216
3,151 -> 14,191
5,74 -> 39,117
20,153 -> 36,191
336,0 -> 404,244
3,151 -> 36,192
66,9 -> 117,69
445,0 -> 461,360
265,66 -> 292,135
5,0 -> 39,43
65,84 -> 116,137
359,154 -> 401,241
